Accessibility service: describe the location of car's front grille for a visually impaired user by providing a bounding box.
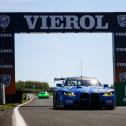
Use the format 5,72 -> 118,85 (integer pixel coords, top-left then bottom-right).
80,93 -> 99,106
90,93 -> 99,106
80,93 -> 89,105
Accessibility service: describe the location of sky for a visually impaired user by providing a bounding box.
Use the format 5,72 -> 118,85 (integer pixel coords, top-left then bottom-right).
0,0 -> 126,86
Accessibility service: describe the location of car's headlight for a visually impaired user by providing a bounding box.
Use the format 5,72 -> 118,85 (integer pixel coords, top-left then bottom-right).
64,92 -> 75,96
103,92 -> 112,96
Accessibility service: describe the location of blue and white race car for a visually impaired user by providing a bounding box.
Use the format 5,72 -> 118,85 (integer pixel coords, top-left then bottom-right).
53,77 -> 115,109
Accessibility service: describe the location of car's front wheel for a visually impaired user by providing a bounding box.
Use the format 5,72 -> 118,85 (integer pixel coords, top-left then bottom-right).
106,105 -> 115,110
53,92 -> 60,109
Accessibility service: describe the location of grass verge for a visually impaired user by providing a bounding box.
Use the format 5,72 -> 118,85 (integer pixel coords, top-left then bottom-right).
0,93 -> 34,111
0,103 -> 17,111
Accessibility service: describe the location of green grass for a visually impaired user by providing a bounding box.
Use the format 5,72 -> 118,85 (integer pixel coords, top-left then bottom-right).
0,93 -> 34,111
0,103 -> 17,111
0,93 -> 27,111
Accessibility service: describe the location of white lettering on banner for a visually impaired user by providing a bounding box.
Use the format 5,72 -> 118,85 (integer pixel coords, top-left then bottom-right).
117,63 -> 126,67
0,49 -> 13,53
64,15 -> 79,29
115,33 -> 126,36
116,48 -> 126,52
24,15 -> 39,29
0,64 -> 13,68
96,15 -> 108,29
0,33 -> 12,37
80,15 -> 95,29
40,16 -> 48,29
24,15 -> 109,30
49,16 -> 64,29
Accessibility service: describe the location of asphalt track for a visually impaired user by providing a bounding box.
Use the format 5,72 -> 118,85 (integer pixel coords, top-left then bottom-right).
19,97 -> 126,126
0,109 -> 12,126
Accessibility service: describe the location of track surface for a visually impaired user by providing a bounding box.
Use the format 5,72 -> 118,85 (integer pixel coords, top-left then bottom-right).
19,97 -> 126,126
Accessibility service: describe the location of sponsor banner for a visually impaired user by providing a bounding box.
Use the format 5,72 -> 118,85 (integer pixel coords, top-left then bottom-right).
1,12 -> 126,33
113,33 -> 126,82
0,33 -> 15,94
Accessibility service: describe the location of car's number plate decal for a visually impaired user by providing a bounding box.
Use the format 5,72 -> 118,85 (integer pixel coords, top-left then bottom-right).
106,100 -> 112,104
65,100 -> 73,104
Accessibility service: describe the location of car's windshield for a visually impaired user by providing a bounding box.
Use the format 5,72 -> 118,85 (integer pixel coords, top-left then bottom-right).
64,79 -> 102,87
40,92 -> 46,94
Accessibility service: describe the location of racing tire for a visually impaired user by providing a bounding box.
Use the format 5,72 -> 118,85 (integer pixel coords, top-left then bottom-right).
53,92 -> 60,110
106,105 -> 115,110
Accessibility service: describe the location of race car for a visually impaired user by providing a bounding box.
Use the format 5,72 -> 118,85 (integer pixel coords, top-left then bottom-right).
38,91 -> 49,98
53,76 -> 115,109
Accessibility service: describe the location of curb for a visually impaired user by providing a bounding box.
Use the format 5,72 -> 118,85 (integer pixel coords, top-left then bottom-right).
12,96 -> 35,126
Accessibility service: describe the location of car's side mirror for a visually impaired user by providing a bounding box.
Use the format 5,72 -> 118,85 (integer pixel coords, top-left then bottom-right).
56,83 -> 63,87
103,84 -> 109,88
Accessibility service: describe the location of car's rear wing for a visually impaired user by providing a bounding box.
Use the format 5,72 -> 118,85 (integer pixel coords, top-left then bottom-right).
54,77 -> 65,82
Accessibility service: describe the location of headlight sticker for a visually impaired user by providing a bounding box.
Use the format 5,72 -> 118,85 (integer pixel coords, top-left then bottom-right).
103,92 -> 112,96
64,92 -> 75,96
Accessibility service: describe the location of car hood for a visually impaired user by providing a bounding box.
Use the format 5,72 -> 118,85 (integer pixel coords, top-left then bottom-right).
59,86 -> 114,93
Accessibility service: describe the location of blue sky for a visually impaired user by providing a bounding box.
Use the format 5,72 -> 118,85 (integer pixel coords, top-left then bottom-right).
0,0 -> 126,86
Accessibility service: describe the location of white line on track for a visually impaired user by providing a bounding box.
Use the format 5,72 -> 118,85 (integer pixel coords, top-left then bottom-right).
117,106 -> 126,109
12,96 -> 35,126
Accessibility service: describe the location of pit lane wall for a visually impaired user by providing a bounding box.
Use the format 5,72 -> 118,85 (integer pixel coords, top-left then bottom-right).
113,33 -> 126,106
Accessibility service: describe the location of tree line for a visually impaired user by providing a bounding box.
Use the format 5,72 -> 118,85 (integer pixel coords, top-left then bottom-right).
16,80 -> 50,92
